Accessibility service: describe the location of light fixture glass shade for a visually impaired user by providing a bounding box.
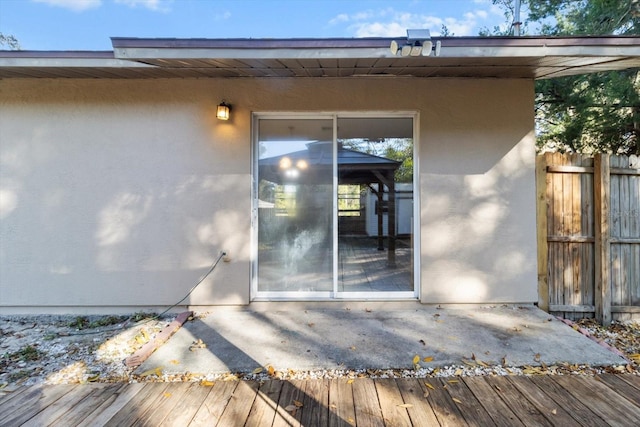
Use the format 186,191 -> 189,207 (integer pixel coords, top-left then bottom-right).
216,102 -> 231,120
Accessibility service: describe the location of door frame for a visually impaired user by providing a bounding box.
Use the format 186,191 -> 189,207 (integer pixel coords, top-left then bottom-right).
251,111 -> 420,301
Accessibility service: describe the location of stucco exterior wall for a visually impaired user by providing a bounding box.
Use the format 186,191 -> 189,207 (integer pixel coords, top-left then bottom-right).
0,77 -> 536,313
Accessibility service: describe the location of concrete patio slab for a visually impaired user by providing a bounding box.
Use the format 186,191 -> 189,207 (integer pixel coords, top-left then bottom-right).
137,303 -> 627,376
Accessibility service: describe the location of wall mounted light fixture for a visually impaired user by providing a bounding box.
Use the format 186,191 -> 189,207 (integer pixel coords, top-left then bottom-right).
216,101 -> 231,120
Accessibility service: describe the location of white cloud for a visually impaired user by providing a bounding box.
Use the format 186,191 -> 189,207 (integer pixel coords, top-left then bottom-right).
331,3 -> 512,38
114,0 -> 172,12
214,11 -> 231,21
329,13 -> 349,24
32,0 -> 102,12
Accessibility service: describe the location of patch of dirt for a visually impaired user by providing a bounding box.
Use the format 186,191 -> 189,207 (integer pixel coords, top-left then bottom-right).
0,314 -> 173,389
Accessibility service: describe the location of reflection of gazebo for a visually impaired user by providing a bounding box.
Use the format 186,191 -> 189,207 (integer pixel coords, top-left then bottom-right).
259,141 -> 401,266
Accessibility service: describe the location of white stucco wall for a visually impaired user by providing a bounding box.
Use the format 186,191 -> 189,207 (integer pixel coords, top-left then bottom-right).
0,77 -> 536,313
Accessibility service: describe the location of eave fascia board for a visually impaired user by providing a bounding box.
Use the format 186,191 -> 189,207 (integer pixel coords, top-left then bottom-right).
0,57 -> 157,68
111,36 -> 640,60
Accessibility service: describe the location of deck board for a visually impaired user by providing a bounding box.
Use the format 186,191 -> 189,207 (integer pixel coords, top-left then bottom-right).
374,378 -> 412,427
351,378 -> 385,427
2,374 -> 640,426
189,380 -> 238,426
436,376 -> 495,427
395,378 -> 441,426
506,376 -> 581,427
424,378 -> 468,426
527,375 -> 605,427
552,375 -> 640,426
328,379 -> 356,427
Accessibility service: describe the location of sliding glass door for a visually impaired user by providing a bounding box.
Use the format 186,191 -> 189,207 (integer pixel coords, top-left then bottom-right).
254,114 -> 416,299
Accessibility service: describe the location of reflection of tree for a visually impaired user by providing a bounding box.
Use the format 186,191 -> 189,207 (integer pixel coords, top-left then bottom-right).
340,138 -> 413,182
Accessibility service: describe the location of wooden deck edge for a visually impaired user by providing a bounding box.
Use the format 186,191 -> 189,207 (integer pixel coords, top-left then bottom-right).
124,311 -> 193,368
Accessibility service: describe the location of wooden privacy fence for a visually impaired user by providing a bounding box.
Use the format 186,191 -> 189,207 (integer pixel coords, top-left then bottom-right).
536,153 -> 640,325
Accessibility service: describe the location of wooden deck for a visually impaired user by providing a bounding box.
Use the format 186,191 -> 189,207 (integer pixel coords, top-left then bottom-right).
1,374 -> 639,426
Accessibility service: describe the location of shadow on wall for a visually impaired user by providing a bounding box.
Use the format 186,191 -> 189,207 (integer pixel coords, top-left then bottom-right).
0,101 -> 250,308
421,131 -> 537,302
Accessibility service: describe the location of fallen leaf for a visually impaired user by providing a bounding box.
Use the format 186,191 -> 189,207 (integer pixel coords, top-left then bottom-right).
223,373 -> 239,381
423,391 -> 430,398
365,308 -> 372,312
347,417 -> 355,425
308,323 -> 315,327
412,355 -> 420,365
423,356 -> 434,363
454,368 -> 463,376
267,365 -> 275,376
169,359 -> 180,365
447,380 -> 459,384
452,397 -> 462,404
252,367 -> 263,374
347,378 -> 354,384
424,382 -> 435,390
163,392 -> 172,398
200,380 -> 215,386
294,400 -> 303,407
139,367 -> 163,377
284,405 -> 297,412
477,360 -> 489,367
397,403 -> 413,408
350,346 -> 357,351
551,409 -> 557,415
534,353 -> 541,362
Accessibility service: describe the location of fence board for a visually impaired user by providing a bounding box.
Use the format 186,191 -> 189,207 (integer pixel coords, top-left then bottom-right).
538,153 -> 639,322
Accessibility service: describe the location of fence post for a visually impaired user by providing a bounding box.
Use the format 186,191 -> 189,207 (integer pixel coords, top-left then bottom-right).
594,154 -> 611,326
536,154 -> 549,312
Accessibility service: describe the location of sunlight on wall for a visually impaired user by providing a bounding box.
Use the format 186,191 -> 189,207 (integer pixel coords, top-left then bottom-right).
0,189 -> 17,219
96,192 -> 152,247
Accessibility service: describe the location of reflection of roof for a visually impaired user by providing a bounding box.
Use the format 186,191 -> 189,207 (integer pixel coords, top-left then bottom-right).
259,142 -> 400,184
1,36 -> 638,80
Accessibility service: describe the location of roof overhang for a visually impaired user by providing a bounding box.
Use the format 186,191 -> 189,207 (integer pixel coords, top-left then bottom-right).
0,36 -> 638,80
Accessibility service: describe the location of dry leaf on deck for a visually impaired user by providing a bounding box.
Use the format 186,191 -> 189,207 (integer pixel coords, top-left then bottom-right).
268,365 -> 275,376
424,382 -> 435,390
452,398 -> 462,404
252,367 -> 263,374
294,400 -> 303,407
412,355 -> 420,365
397,403 -> 413,408
200,380 -> 215,386
423,356 -> 434,363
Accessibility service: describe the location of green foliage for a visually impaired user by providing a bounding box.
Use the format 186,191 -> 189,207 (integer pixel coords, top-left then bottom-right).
0,33 -> 20,50
486,0 -> 640,154
341,138 -> 414,183
68,315 -> 128,330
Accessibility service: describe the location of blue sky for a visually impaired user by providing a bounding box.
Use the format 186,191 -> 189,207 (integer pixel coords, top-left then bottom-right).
0,0 -> 513,51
